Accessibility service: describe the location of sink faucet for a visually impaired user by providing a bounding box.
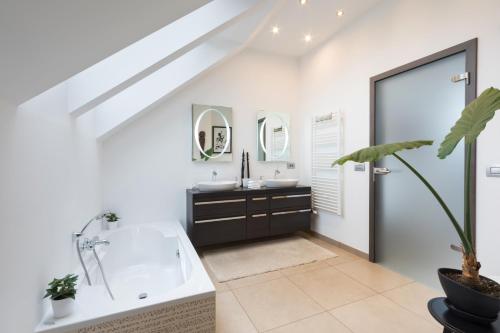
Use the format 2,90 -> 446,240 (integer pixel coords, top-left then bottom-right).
274,168 -> 281,178
212,170 -> 218,181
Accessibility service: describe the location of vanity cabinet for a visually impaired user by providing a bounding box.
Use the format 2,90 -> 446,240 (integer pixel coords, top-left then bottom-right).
186,186 -> 311,247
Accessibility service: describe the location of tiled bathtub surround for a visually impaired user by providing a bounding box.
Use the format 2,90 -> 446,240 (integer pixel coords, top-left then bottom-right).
71,296 -> 215,333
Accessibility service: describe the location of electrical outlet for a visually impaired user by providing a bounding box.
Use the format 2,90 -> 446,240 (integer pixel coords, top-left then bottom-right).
286,162 -> 296,169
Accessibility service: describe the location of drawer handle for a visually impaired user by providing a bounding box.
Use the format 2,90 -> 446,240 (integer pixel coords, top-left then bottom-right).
195,215 -> 246,224
194,198 -> 245,205
271,194 -> 311,199
251,197 -> 267,201
272,209 -> 312,216
251,213 -> 267,218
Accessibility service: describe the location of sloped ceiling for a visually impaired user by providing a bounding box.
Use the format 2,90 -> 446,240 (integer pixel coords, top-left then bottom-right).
0,0 -> 211,104
250,0 -> 383,56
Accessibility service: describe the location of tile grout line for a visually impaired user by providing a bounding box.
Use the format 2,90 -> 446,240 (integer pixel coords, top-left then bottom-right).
377,279 -> 415,293
378,293 -> 440,325
334,262 -> 414,294
260,310 -> 329,333
227,289 -> 261,333
227,271 -> 284,291
328,265 -> 382,294
324,311 -> 355,333
284,271 -> 329,311
285,265 -> 386,313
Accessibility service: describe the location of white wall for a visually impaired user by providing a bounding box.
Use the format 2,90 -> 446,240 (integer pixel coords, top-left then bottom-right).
0,86 -> 102,332
101,50 -> 300,226
298,0 -> 500,276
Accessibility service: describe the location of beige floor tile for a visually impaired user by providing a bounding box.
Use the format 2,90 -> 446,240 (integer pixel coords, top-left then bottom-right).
280,260 -> 330,276
303,236 -> 352,255
331,295 -> 440,333
326,253 -> 362,266
227,270 -> 283,289
201,258 -> 231,292
216,291 -> 257,333
289,266 -> 375,309
335,260 -> 413,292
383,282 -> 444,323
267,312 -> 351,333
233,278 -> 323,332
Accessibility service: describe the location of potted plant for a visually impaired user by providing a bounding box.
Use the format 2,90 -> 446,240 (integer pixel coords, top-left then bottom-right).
44,274 -> 78,318
333,87 -> 500,323
103,212 -> 120,230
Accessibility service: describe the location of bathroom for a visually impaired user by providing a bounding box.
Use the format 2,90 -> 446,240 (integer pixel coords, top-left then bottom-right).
1,0 -> 500,332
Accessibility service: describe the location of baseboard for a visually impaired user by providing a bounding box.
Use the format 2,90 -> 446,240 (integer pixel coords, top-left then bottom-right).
306,230 -> 369,260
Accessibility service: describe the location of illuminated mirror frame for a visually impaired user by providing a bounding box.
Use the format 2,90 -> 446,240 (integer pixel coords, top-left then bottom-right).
194,108 -> 231,159
258,112 -> 289,159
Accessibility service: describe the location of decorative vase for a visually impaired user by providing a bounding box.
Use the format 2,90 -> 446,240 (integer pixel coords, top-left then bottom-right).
107,221 -> 119,230
51,298 -> 75,318
438,268 -> 500,324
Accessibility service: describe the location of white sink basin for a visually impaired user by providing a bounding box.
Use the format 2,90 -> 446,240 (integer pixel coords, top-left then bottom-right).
264,179 -> 299,188
197,180 -> 238,192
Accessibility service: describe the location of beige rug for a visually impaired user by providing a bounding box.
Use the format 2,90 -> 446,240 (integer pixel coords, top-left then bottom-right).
203,236 -> 337,282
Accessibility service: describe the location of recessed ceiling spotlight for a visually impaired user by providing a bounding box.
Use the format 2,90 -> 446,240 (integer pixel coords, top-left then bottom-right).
337,9 -> 344,17
304,34 -> 312,43
299,0 -> 308,5
271,25 -> 280,35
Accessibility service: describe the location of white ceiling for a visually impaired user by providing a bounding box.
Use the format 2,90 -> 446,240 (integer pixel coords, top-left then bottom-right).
0,0 -> 210,104
250,0 -> 383,57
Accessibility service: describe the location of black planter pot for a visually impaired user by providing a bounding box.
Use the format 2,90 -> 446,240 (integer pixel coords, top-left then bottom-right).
438,268 -> 500,324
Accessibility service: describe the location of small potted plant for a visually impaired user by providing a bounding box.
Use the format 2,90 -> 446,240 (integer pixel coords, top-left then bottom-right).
44,274 -> 78,318
103,212 -> 120,230
333,87 -> 500,323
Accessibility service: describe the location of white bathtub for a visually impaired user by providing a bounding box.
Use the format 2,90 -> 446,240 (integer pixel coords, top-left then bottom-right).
36,221 -> 215,333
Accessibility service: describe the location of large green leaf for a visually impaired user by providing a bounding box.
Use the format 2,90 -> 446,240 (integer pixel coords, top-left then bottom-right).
332,140 -> 433,166
438,87 -> 500,159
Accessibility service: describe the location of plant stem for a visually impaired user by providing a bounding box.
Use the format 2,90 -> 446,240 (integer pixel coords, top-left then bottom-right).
464,143 -> 473,247
392,153 -> 473,253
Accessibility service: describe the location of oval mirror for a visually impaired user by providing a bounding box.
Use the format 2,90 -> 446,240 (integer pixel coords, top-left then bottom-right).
192,104 -> 233,162
257,112 -> 290,161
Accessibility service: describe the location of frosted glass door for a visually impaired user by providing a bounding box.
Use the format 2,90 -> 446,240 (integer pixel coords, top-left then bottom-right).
375,52 -> 466,288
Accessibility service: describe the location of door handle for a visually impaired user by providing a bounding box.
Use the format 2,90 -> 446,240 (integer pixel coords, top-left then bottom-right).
374,167 -> 391,175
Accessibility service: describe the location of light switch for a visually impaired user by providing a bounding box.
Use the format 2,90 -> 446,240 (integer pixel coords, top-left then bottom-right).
354,164 -> 366,172
486,166 -> 500,177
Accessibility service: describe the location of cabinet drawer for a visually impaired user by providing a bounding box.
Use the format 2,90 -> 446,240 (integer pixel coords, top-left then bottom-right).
247,195 -> 269,213
246,213 -> 269,239
193,197 -> 246,218
269,209 -> 311,235
193,215 -> 246,246
270,193 -> 311,210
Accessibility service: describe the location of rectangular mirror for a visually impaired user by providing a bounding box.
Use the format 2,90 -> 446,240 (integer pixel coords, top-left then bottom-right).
257,111 -> 291,162
192,104 -> 233,162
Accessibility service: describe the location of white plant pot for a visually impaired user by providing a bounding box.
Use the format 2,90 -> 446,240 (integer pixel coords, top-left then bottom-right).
51,298 -> 75,318
107,221 -> 119,230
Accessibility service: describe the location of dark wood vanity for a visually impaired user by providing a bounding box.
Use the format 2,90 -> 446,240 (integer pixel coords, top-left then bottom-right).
186,186 -> 312,247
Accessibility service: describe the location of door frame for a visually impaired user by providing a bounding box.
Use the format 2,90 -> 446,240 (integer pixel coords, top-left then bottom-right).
369,38 -> 478,262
